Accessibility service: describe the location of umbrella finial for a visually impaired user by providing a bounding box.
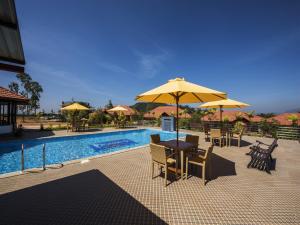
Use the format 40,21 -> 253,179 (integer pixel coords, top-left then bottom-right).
169,77 -> 185,82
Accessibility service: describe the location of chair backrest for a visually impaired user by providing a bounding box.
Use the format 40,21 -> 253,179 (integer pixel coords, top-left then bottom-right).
239,127 -> 245,136
203,145 -> 214,161
150,143 -> 166,164
210,129 -> 221,138
203,124 -> 210,133
185,134 -> 199,147
150,134 -> 161,144
269,138 -> 278,154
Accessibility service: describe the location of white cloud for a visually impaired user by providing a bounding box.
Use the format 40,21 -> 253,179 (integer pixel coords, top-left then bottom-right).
96,61 -> 128,73
134,48 -> 170,79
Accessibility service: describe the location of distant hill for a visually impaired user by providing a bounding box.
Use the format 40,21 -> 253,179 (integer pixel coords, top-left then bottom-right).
131,102 -> 168,113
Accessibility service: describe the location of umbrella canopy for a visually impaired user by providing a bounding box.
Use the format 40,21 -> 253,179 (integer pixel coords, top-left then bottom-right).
107,105 -> 128,112
199,98 -> 250,123
61,103 -> 89,111
136,77 -> 227,144
200,98 -> 249,109
136,78 -> 226,104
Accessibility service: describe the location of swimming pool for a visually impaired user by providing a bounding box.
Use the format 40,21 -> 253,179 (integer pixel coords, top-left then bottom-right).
0,129 -> 185,175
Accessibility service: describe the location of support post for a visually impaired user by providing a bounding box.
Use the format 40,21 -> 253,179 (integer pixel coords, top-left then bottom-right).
176,95 -> 179,147
220,105 -> 223,129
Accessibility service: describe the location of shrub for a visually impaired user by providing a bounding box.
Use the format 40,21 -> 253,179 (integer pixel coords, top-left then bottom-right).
179,118 -> 191,129
287,114 -> 298,126
233,121 -> 245,134
258,119 -> 278,137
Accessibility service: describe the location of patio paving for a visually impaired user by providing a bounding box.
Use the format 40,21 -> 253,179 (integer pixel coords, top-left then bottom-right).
0,132 -> 299,224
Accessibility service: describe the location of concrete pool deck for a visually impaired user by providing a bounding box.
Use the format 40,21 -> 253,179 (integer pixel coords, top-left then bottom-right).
0,130 -> 299,224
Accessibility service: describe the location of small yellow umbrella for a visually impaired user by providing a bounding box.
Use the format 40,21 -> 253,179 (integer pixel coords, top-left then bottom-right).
199,98 -> 250,122
61,103 -> 89,131
136,77 -> 227,144
107,105 -> 128,113
61,102 -> 89,111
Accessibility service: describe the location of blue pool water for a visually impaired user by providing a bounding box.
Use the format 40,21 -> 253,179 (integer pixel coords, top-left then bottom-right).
0,129 -> 185,175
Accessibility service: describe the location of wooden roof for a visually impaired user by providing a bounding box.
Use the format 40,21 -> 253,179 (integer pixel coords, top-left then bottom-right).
0,0 -> 25,73
0,86 -> 29,103
270,113 -> 300,126
144,106 -> 191,119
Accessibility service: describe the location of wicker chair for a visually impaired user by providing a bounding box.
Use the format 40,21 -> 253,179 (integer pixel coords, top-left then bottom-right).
185,145 -> 214,185
210,129 -> 224,147
150,134 -> 161,144
185,134 -> 199,152
229,127 -> 245,147
150,143 -> 178,187
203,124 -> 210,140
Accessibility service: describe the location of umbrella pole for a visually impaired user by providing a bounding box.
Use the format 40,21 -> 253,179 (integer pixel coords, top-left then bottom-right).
176,96 -> 179,147
220,105 -> 223,129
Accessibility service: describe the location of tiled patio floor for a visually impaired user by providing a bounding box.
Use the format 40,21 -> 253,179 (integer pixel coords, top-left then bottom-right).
0,132 -> 299,224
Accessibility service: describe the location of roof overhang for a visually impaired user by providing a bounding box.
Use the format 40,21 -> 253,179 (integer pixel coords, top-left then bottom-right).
0,0 -> 25,73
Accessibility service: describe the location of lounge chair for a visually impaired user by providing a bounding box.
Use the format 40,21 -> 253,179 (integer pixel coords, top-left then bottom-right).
150,143 -> 178,187
185,145 -> 214,185
210,129 -> 224,147
247,139 -> 278,173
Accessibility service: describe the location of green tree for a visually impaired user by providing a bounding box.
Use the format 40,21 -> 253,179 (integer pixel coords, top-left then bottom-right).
28,81 -> 43,114
105,100 -> 113,109
257,113 -> 275,119
8,82 -> 19,93
88,109 -> 105,125
246,110 -> 255,122
14,73 -> 43,115
287,114 -> 298,126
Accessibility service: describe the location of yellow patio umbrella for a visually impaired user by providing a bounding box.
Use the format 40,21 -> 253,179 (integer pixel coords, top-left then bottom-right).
107,105 -> 128,113
61,102 -> 89,111
199,98 -> 250,122
61,103 -> 89,131
136,77 -> 227,145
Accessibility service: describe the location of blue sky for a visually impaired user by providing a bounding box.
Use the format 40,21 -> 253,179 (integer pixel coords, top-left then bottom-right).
1,0 -> 300,113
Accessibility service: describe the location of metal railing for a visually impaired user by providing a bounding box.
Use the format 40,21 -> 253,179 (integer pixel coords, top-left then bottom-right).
21,144 -> 46,173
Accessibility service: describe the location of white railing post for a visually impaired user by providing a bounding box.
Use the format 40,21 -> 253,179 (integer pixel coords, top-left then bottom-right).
43,144 -> 46,170
21,144 -> 24,172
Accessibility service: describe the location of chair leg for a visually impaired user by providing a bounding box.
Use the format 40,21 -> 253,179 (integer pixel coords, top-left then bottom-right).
151,161 -> 154,179
238,138 -> 241,147
186,158 -> 188,179
165,165 -> 168,187
202,164 -> 206,186
175,157 -> 178,179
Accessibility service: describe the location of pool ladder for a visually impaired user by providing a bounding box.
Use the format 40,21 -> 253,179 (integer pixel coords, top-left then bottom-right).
21,144 -> 46,173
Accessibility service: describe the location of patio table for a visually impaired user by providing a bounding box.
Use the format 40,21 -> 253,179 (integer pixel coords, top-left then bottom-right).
159,140 -> 195,180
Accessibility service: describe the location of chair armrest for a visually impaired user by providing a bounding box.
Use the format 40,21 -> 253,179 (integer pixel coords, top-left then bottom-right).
186,151 -> 205,159
256,140 -> 270,146
166,152 -> 177,158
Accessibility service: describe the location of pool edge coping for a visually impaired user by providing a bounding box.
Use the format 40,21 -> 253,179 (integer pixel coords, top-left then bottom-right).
0,143 -> 149,179
0,128 -> 185,178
